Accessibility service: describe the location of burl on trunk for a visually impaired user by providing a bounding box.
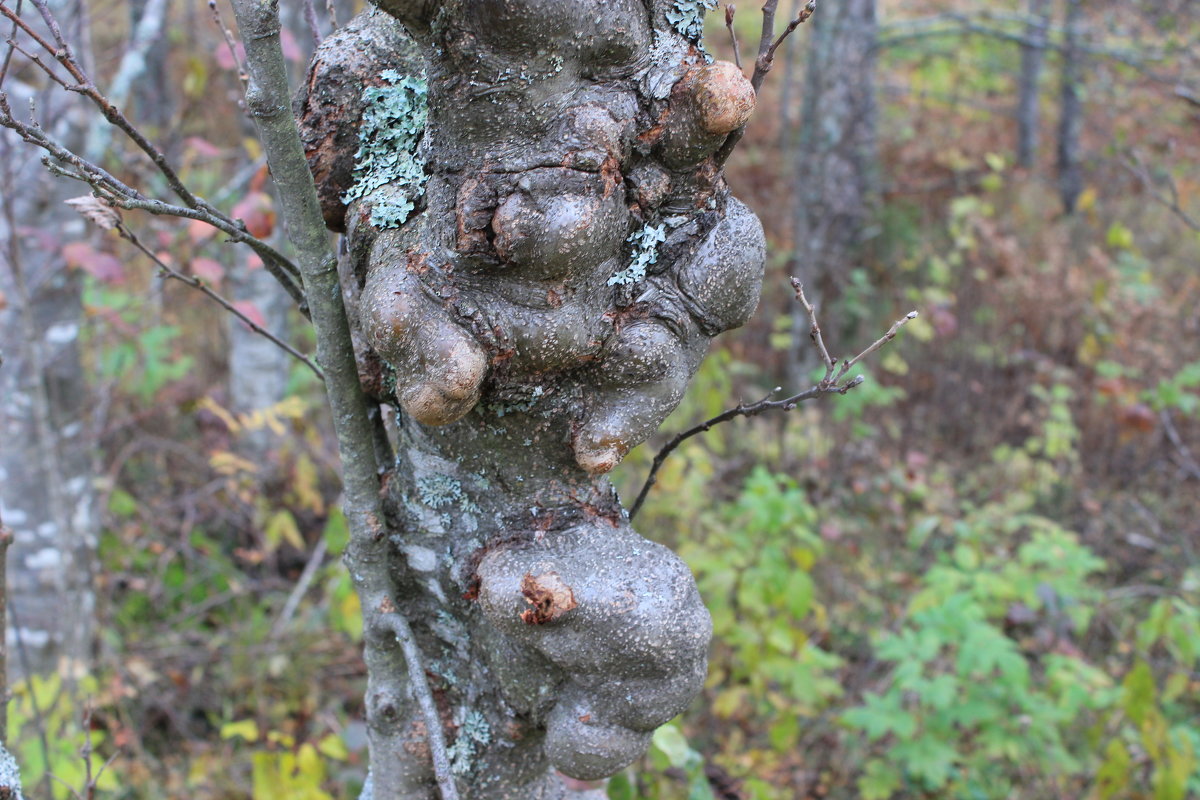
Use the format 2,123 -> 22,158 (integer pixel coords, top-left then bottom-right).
296,1 -> 765,796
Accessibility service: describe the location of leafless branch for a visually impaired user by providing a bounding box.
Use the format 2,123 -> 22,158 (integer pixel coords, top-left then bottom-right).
302,0 -> 322,48
207,0 -> 247,87
378,611 -> 461,800
628,278 -> 917,519
1124,150 -> 1200,233
108,217 -> 324,380
0,0 -> 308,309
1160,409 -> 1200,482
725,4 -> 742,71
714,0 -> 816,166
270,537 -> 329,638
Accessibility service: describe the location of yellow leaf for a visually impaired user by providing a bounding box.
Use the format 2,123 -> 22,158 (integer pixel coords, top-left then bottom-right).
197,396 -> 241,433
265,510 -> 305,551
210,450 -> 260,476
220,719 -> 260,742
293,454 -> 325,515
1076,185 -> 1098,212
316,733 -> 349,761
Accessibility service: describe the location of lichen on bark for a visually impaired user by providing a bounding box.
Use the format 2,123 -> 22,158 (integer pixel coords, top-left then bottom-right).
295,1 -> 766,796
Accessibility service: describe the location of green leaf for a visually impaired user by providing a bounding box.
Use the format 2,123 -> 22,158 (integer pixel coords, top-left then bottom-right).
1122,660 -> 1156,726
651,724 -> 691,769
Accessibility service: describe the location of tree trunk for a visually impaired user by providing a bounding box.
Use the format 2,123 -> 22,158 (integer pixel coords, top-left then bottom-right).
1016,0 -> 1050,168
1057,0 -> 1084,213
289,2 -> 767,795
788,0 -> 877,383
0,89 -> 97,680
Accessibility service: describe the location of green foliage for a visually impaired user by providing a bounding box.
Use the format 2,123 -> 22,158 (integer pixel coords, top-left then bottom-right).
343,70 -> 428,229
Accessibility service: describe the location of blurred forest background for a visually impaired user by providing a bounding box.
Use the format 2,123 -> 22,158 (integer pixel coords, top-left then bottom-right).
1,0 -> 1198,797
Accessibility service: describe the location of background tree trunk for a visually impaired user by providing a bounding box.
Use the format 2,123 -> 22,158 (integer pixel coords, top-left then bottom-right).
1057,0 -> 1084,213
0,80 -> 97,680
788,0 -> 878,384
1016,0 -> 1051,168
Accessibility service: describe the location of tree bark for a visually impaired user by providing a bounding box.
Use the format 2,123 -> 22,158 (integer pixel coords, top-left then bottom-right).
0,71 -> 97,681
284,1 -> 766,795
1057,0 -> 1084,213
1016,0 -> 1050,168
788,0 -> 877,384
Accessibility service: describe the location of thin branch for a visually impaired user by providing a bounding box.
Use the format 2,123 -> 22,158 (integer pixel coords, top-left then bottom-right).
0,0 -> 308,310
725,4 -> 742,72
0,89 -> 308,308
1124,151 -> 1200,233
628,279 -> 917,519
302,0 -> 322,48
112,219 -> 324,380
1160,409 -> 1200,482
379,612 -> 461,800
270,537 -> 329,638
207,0 -> 247,87
225,1 -> 458,798
714,0 -> 816,167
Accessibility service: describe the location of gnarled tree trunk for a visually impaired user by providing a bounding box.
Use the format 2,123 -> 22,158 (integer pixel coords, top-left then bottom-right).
292,2 -> 765,796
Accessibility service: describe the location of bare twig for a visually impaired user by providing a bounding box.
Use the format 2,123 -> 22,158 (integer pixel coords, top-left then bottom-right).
302,0 -> 322,48
0,0 -> 308,308
270,537 -> 329,638
1124,151 -> 1200,233
379,612 -> 461,800
714,0 -> 816,166
725,4 -> 742,71
628,279 -> 917,519
1160,409 -> 1200,482
207,0 -> 247,87
110,219 -> 324,380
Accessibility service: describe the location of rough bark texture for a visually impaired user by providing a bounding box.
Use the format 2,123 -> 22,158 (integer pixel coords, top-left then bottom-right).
295,2 -> 766,796
788,0 -> 876,383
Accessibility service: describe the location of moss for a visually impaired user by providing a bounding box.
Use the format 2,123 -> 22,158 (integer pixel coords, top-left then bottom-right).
343,70 -> 428,229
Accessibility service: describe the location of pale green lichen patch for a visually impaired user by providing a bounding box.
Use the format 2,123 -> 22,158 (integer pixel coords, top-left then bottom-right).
609,223 -> 666,286
667,0 -> 718,42
449,710 -> 492,775
344,69 -> 428,229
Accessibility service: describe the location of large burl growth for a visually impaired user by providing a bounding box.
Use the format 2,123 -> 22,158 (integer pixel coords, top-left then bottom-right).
297,1 -> 766,796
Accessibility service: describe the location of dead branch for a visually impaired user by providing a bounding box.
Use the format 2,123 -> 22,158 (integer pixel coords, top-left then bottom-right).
628,278 -> 917,519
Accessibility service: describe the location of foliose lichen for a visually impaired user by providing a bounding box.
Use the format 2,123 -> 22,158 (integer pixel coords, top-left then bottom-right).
343,69 -> 428,229
448,710 -> 492,775
609,223 -> 666,286
666,0 -> 718,42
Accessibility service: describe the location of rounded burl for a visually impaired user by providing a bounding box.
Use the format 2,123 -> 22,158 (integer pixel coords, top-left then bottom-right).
296,0 -> 766,795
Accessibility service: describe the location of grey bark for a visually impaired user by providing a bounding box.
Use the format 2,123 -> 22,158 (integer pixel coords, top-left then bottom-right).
0,74 -> 97,680
1057,0 -> 1084,213
1016,0 -> 1050,168
228,258 -> 293,452
789,0 -> 877,384
285,1 -> 766,796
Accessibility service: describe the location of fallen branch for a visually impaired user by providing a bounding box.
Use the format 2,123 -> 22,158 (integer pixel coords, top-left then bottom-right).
628,278 -> 917,519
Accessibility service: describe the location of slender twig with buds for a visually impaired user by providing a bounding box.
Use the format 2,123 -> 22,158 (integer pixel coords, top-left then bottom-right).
628,278 -> 917,519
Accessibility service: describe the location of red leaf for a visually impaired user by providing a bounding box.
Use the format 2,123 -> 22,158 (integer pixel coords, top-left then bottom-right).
184,136 -> 224,158
188,218 -> 220,244
214,41 -> 246,72
232,191 -> 275,239
280,29 -> 303,63
232,300 -> 267,330
245,253 -> 264,271
191,257 -> 225,284
63,242 -> 125,284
